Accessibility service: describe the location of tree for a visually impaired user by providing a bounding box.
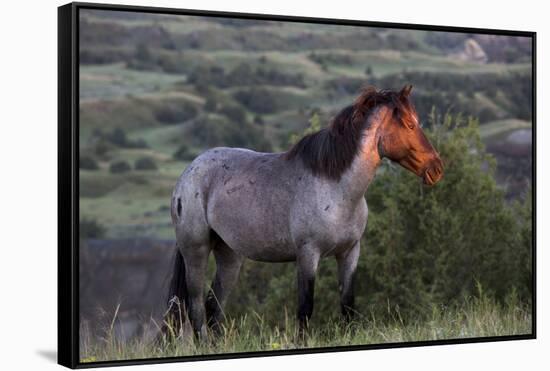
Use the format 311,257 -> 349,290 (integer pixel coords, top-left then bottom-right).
109,160 -> 131,174
135,43 -> 153,63
79,218 -> 106,239
288,111 -> 321,145
80,155 -> 99,170
219,104 -> 247,123
204,98 -> 218,112
173,143 -> 195,161
365,65 -> 373,76
154,102 -> 198,124
135,157 -> 158,171
253,115 -> 264,126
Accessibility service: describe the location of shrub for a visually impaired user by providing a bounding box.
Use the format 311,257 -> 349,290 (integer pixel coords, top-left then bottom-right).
204,98 -> 218,112
186,115 -> 272,152
134,157 -> 158,171
218,105 -> 247,123
188,63 -> 306,89
108,128 -> 128,147
98,128 -> 149,149
79,217 -> 105,239
80,155 -> 99,170
154,103 -> 198,124
253,115 -> 264,126
109,161 -> 131,174
173,144 -> 196,161
157,53 -> 187,74
233,88 -> 279,114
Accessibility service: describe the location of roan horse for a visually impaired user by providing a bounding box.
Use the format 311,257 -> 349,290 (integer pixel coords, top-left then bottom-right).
160,85 -> 443,340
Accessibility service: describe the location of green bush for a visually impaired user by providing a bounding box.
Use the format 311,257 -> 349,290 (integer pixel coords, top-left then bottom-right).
253,115 -> 264,126
80,155 -> 99,170
187,63 -> 307,89
96,128 -> 149,149
157,53 -> 187,74
233,88 -> 280,114
218,104 -> 247,123
79,217 -> 106,239
134,157 -> 158,171
154,103 -> 198,125
308,52 -> 353,66
109,160 -> 132,174
173,143 -> 196,161
187,115 -> 272,151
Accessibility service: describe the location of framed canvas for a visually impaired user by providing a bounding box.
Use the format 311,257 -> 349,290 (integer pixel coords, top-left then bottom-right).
58,2 -> 536,368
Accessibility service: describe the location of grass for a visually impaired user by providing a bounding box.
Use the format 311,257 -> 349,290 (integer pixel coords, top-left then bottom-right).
479,119 -> 532,139
80,293 -> 532,363
80,63 -> 185,101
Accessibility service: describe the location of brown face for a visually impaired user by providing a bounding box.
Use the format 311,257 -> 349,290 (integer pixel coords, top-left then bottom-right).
378,85 -> 444,186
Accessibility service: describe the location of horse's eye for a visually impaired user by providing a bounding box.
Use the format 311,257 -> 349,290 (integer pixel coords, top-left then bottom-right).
407,122 -> 415,130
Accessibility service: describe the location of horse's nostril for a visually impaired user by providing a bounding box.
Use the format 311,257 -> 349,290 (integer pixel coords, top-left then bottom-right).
433,166 -> 443,180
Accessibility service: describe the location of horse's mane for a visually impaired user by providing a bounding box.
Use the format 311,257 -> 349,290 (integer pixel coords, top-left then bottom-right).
285,85 -> 415,181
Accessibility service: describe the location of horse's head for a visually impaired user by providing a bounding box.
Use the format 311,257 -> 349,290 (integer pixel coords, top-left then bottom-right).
377,85 -> 443,185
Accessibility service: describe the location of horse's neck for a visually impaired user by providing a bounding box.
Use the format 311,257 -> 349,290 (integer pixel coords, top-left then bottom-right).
338,108 -> 385,201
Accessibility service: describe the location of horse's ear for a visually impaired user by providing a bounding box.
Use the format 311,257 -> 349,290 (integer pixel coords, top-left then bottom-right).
400,84 -> 413,98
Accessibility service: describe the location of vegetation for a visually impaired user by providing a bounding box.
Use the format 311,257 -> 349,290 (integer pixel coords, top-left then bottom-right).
325,71 -> 532,125
80,289 -> 531,362
93,128 -> 148,149
109,160 -> 132,174
188,63 -> 307,89
79,217 -> 106,239
80,155 -> 99,170
186,115 -> 272,151
135,157 -> 158,171
154,101 -> 198,125
173,144 -> 196,162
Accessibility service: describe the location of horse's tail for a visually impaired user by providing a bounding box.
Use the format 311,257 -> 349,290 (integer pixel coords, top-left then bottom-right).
156,247 -> 188,343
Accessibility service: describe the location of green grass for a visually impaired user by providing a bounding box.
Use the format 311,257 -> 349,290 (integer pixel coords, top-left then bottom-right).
80,293 -> 531,363
80,63 -> 186,101
79,159 -> 187,239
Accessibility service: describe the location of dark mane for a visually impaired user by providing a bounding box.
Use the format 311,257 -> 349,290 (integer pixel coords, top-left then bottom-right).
285,86 -> 415,180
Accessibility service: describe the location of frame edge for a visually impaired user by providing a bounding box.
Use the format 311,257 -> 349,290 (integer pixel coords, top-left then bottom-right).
58,2 -> 79,369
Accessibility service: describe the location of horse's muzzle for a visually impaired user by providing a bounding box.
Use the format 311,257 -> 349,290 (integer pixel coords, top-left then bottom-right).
423,157 -> 444,186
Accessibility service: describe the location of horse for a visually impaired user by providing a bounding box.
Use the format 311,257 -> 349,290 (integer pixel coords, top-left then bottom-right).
159,85 -> 443,341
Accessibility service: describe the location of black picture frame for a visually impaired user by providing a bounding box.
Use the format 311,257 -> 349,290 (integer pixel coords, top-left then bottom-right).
58,2 -> 537,368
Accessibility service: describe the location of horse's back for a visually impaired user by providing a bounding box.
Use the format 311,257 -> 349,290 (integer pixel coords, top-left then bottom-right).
172,147 -> 298,259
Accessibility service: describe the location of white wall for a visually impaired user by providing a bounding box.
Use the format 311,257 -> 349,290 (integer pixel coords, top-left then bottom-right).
0,0 -> 546,370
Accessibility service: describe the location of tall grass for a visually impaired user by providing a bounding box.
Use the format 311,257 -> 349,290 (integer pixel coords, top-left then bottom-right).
80,291 -> 532,363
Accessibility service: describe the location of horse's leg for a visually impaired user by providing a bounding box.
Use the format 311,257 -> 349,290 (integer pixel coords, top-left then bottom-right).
296,247 -> 320,335
335,240 -> 360,322
180,243 -> 210,340
205,240 -> 244,334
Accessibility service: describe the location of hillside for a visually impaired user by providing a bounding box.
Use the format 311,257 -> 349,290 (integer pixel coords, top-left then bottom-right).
78,9 -> 533,239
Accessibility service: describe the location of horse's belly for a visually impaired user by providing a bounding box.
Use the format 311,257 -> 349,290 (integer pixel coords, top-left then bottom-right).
209,202 -> 297,262
240,244 -> 296,262
216,227 -> 296,262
